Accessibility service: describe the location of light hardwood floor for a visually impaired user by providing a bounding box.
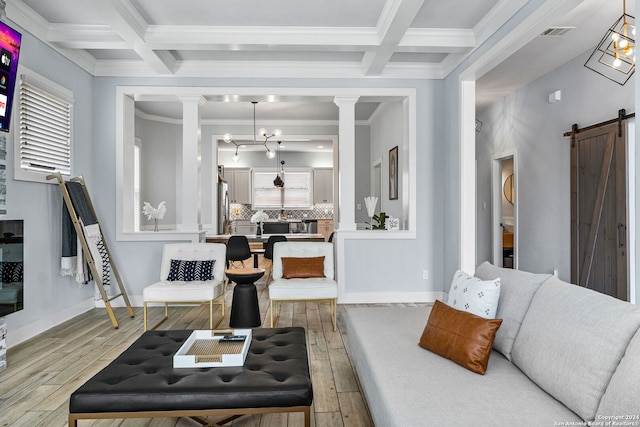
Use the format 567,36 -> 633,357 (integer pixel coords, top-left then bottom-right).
0,260 -> 430,427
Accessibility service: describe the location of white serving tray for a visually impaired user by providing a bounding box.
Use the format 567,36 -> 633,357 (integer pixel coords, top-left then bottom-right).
173,329 -> 252,368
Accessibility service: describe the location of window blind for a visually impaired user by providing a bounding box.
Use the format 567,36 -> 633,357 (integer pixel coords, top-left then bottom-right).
252,168 -> 312,209
19,75 -> 72,176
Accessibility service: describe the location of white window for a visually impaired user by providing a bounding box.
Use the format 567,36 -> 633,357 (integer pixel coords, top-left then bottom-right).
14,68 -> 73,183
252,168 -> 312,210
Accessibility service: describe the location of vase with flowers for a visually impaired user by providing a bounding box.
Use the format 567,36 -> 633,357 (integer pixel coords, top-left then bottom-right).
142,201 -> 167,232
364,196 -> 379,230
250,210 -> 269,236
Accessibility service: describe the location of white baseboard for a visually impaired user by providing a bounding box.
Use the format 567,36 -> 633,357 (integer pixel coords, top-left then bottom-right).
6,298 -> 95,348
337,291 -> 444,304
94,294 -> 144,308
99,291 -> 443,306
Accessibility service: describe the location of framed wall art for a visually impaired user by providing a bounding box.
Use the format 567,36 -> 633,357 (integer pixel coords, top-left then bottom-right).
389,146 -> 398,200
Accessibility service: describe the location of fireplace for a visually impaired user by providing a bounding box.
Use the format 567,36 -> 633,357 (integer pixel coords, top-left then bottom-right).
0,220 -> 23,316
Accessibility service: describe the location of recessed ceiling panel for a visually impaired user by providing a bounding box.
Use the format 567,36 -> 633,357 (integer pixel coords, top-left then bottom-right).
411,0 -> 499,28
23,0 -> 106,24
390,52 -> 447,63
131,0 -> 385,27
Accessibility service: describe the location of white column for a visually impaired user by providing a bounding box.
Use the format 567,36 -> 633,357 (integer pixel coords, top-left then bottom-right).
460,80 -> 476,273
334,96 -> 359,231
177,96 -> 206,231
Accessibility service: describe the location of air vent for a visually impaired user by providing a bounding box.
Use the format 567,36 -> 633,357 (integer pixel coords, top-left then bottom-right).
541,27 -> 575,37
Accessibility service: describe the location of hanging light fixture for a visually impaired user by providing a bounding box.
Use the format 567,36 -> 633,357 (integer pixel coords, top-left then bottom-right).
273,141 -> 284,188
223,101 -> 282,161
584,0 -> 635,85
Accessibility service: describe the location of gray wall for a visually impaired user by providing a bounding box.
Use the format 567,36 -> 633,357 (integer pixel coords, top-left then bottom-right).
441,0 -> 581,281
370,101 -> 405,222
476,49 -> 634,280
136,117 -> 181,228
92,78 -> 440,321
4,20 -> 96,344
342,82 -> 441,296
355,125 -> 371,225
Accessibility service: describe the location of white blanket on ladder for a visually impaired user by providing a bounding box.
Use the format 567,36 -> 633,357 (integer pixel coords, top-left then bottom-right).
83,223 -> 111,296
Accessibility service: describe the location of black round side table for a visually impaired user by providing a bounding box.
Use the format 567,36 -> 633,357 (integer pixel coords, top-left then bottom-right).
226,267 -> 265,328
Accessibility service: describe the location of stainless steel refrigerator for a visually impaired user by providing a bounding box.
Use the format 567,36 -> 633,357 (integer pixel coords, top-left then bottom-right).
217,178 -> 229,234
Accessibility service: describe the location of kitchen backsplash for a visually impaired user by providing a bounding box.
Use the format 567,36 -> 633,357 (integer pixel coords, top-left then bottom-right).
230,203 -> 334,221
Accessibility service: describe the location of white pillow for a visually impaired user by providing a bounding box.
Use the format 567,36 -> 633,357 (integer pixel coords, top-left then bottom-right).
447,270 -> 501,319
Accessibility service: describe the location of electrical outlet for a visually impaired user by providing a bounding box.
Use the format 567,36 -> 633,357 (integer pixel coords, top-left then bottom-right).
422,269 -> 429,280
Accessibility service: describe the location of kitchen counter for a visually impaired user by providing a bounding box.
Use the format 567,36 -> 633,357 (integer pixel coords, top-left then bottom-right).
205,233 -> 325,243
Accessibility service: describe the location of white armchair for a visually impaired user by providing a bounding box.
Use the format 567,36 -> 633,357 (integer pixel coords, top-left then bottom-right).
269,242 -> 337,331
143,243 -> 226,331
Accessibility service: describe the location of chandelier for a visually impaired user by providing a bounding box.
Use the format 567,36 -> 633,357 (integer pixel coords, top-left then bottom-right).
584,0 -> 635,85
223,101 -> 282,162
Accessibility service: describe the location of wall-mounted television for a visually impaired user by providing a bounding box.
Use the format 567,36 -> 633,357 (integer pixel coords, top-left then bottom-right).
0,21 -> 21,133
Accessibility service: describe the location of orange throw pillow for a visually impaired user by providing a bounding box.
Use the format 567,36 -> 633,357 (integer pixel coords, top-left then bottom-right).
419,300 -> 502,375
281,256 -> 326,279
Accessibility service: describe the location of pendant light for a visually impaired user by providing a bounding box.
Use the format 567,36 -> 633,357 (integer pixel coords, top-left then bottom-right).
273,141 -> 284,188
584,0 -> 635,85
223,102 -> 282,161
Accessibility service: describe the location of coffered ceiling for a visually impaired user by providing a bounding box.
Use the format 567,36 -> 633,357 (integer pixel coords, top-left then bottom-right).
9,0 -> 506,78
4,0 -> 631,130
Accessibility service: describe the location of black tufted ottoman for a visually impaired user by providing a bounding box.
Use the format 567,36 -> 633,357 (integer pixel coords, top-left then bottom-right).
69,327 -> 313,426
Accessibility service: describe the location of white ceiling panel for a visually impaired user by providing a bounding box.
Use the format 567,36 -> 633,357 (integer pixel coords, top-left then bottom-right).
130,0 -> 386,27
410,0 -> 499,28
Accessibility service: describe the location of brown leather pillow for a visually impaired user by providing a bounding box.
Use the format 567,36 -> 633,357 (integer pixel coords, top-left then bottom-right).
419,300 -> 503,375
281,256 -> 326,279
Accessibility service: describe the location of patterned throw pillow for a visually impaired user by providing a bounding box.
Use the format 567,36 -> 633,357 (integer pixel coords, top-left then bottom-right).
1,262 -> 23,283
167,259 -> 215,282
446,269 -> 500,318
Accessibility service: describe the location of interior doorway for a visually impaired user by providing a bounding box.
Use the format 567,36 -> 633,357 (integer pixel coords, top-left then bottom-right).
372,160 -> 382,214
492,153 -> 517,269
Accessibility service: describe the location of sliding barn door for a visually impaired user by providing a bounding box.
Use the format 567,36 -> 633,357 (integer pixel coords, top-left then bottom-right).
570,121 -> 627,300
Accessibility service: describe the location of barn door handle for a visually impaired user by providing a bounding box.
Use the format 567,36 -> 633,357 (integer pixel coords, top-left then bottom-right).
618,223 -> 625,248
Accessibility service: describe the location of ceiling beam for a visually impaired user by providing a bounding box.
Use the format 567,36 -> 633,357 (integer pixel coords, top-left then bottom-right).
46,23 -> 477,54
362,0 -> 425,76
48,24 -> 127,49
398,28 -> 476,52
146,26 -> 380,51
85,0 -> 176,75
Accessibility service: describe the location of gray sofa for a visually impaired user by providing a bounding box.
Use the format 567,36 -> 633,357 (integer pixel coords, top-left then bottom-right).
345,262 -> 640,426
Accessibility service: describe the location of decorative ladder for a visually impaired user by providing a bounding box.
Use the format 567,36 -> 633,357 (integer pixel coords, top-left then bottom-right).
47,172 -> 134,328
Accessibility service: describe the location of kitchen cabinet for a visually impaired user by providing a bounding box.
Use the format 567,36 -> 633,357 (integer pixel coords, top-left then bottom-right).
313,168 -> 333,204
317,218 -> 333,242
225,168 -> 251,203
